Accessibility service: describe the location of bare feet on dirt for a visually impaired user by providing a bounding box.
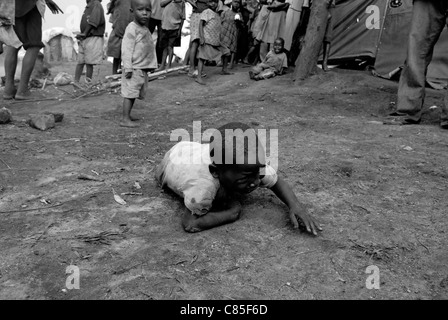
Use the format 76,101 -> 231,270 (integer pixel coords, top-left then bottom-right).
120,120 -> 140,127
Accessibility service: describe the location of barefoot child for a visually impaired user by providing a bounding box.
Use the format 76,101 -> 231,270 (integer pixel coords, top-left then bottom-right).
156,122 -> 322,234
120,0 -> 157,127
249,37 -> 287,81
220,0 -> 243,69
106,0 -> 133,74
195,0 -> 232,85
75,0 -> 106,83
159,0 -> 186,70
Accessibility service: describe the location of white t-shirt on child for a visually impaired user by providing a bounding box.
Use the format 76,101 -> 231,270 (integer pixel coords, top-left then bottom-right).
155,141 -> 278,215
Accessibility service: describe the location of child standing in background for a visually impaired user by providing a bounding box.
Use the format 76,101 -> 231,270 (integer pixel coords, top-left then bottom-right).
159,0 -> 185,70
75,0 -> 106,83
196,0 -> 231,85
120,0 -> 157,127
106,0 -> 133,74
220,0 -> 242,69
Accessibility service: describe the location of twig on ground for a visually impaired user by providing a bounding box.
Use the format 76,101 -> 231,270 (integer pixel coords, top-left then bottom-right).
415,235 -> 430,253
139,291 -> 154,299
55,87 -> 76,98
0,202 -> 64,214
31,222 -> 54,247
78,173 -> 105,182
0,158 -> 12,170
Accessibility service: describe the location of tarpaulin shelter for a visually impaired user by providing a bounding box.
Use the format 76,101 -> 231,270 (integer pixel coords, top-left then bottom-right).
329,0 -> 448,89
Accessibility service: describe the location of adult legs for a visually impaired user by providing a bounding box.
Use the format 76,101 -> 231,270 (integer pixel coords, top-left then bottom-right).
3,46 -> 19,98
395,0 -> 446,122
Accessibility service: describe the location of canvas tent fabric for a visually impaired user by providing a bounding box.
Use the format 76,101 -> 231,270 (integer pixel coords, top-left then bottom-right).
328,0 -> 448,88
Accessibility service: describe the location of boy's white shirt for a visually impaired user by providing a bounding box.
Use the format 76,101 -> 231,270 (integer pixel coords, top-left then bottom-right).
156,141 -> 278,215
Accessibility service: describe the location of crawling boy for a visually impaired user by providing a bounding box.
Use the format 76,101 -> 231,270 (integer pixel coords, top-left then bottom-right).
156,122 -> 322,235
249,37 -> 287,81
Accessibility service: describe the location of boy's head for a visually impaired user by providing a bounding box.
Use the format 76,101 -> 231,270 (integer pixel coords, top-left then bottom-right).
208,122 -> 266,194
232,0 -> 242,11
273,38 -> 284,54
131,0 -> 152,26
207,0 -> 219,11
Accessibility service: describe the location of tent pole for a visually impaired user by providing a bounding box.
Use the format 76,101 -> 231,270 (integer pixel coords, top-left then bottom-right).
374,0 -> 390,59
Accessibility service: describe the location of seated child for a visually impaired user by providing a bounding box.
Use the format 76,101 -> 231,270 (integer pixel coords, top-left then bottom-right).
249,37 -> 287,81
120,0 -> 158,127
156,122 -> 322,235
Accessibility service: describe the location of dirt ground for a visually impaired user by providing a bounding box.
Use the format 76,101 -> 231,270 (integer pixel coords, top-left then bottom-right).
0,60 -> 447,301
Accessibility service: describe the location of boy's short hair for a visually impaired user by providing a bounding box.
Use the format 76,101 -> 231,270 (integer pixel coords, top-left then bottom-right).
209,122 -> 266,167
131,0 -> 152,9
275,37 -> 285,47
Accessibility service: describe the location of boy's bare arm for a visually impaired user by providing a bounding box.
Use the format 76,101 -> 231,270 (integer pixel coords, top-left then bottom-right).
182,200 -> 242,232
270,176 -> 322,235
199,20 -> 205,45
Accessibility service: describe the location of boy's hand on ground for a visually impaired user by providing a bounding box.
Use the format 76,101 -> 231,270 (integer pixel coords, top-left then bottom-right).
125,71 -> 133,79
46,0 -> 64,14
289,207 -> 322,236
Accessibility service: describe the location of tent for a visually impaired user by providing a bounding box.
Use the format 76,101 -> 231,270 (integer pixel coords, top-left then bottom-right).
329,0 -> 448,89
42,28 -> 78,63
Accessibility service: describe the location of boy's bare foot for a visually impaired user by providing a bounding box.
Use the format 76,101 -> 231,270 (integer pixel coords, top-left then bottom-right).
130,115 -> 140,121
195,77 -> 205,85
14,91 -> 33,100
221,70 -> 234,75
120,120 -> 140,127
3,87 -> 17,100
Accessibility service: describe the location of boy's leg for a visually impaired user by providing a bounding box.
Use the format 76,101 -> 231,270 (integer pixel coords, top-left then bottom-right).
221,54 -> 233,75
74,64 -> 85,82
121,98 -> 139,127
160,47 -> 168,70
3,46 -> 19,99
86,64 -> 94,81
195,59 -> 205,85
229,52 -> 235,69
167,46 -> 174,69
112,58 -> 121,74
189,40 -> 199,75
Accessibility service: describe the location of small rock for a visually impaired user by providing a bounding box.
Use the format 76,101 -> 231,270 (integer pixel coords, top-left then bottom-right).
0,107 -> 12,124
61,288 -> 67,293
44,112 -> 64,122
175,102 -> 181,105
403,146 -> 413,151
28,114 -> 55,131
